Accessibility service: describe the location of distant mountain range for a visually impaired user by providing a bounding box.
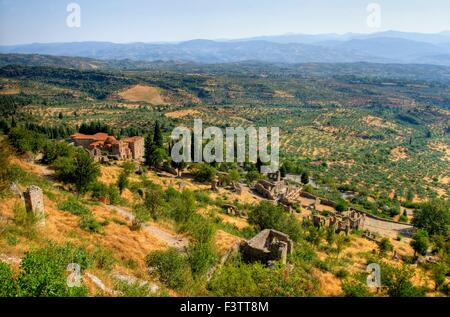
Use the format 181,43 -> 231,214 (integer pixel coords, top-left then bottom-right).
1,31 -> 450,65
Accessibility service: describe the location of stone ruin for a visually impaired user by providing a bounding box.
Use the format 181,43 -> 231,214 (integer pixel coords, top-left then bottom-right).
267,170 -> 282,182
253,179 -> 286,200
312,209 -> 365,235
222,204 -> 248,219
241,229 -> 294,265
211,180 -> 219,192
23,185 -> 45,225
232,182 -> 242,195
278,186 -> 302,212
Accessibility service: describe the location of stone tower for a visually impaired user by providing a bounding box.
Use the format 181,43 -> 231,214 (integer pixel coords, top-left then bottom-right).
24,185 -> 45,225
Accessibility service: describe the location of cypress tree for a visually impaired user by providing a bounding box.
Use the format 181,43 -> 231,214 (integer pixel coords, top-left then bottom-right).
153,121 -> 163,147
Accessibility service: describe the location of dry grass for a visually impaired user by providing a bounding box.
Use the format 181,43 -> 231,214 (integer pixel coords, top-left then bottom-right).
214,229 -> 242,256
390,146 -> 408,161
118,85 -> 166,105
363,115 -> 397,129
165,109 -> 201,119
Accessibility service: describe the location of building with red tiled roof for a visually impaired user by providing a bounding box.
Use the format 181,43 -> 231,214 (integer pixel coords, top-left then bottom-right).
70,133 -> 144,161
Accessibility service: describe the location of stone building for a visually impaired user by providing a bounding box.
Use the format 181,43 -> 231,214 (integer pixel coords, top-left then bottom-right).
253,179 -> 286,200
241,229 -> 294,265
71,133 -> 144,161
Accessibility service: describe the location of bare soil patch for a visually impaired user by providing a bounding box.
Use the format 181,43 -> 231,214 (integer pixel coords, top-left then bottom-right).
118,85 -> 166,105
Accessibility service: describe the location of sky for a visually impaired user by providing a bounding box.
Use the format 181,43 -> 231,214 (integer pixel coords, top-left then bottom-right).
1,0 -> 450,45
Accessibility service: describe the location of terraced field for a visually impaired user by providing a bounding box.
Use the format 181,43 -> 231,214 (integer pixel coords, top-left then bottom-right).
1,57 -> 449,201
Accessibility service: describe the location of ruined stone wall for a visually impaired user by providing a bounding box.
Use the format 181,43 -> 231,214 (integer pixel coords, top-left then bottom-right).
128,137 -> 145,160
23,186 -> 45,225
320,198 -> 337,208
300,191 -> 317,200
254,183 -> 275,200
241,229 -> 293,264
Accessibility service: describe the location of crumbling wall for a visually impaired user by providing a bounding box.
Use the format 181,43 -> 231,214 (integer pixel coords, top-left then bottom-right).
23,185 -> 45,225
241,229 -> 294,265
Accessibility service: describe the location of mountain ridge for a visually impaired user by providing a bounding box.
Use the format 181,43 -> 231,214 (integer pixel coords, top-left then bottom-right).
1,31 -> 450,65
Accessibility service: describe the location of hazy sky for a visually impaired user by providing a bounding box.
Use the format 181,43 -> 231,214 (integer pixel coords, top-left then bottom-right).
1,0 -> 449,45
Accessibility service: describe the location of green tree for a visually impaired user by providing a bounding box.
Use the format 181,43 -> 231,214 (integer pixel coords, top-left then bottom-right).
153,121 -> 163,147
42,141 -> 75,165
55,150 -> 100,194
410,229 -> 429,256
301,171 -> 310,184
8,127 -> 47,154
248,201 -> 301,241
144,187 -> 165,220
412,200 -> 450,236
192,163 -> 216,183
117,171 -> 129,194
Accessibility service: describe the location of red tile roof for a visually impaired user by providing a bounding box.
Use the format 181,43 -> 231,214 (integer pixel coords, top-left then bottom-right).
71,132 -> 109,141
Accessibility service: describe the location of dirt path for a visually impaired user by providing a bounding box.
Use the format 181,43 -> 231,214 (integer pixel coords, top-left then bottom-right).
363,217 -> 415,239
106,205 -> 189,250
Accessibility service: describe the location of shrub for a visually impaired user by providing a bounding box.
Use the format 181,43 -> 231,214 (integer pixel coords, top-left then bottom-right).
132,204 -> 150,230
144,187 -> 165,220
146,248 -> 192,290
380,262 -> 425,297
208,260 -> 318,297
184,214 -> 215,244
291,242 -> 317,263
248,201 -> 301,241
18,244 -> 90,297
168,190 -> 196,224
0,262 -> 18,297
335,200 -> 348,212
410,229 -> 429,256
245,170 -> 262,184
378,238 -> 393,254
114,280 -> 155,297
79,214 -> 103,233
117,169 -> 130,194
91,247 -> 116,271
58,197 -> 91,216
192,163 -> 216,183
0,139 -> 14,192
187,242 -> 217,276
193,190 -> 213,205
341,280 -> 372,297
335,268 -> 350,279
89,182 -> 120,205
431,263 -> 448,291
